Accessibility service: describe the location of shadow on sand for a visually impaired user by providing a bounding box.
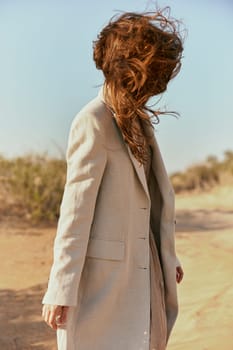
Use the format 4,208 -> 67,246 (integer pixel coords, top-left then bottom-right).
176,209 -> 233,233
0,284 -> 56,350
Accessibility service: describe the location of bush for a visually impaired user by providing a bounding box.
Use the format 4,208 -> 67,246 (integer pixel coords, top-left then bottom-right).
0,149 -> 232,222
171,150 -> 233,193
0,153 -> 66,222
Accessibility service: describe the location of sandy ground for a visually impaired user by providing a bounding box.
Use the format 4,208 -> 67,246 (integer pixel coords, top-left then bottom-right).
0,186 -> 232,349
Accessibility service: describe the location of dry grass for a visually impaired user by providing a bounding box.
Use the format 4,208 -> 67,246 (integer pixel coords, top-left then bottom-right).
0,153 -> 66,222
0,150 -> 232,223
171,150 -> 233,193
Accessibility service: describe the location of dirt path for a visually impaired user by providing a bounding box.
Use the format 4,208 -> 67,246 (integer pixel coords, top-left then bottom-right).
0,187 -> 233,349
169,229 -> 233,350
0,223 -> 56,350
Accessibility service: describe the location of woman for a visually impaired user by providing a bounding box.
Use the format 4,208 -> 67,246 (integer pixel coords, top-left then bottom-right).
42,8 -> 184,350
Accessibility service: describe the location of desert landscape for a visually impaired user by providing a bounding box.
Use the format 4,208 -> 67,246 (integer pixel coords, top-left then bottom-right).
0,153 -> 232,349
1,1 -> 233,348
0,185 -> 232,349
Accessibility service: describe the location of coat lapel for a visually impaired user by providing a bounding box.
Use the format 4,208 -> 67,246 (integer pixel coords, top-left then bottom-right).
97,85 -> 158,203
142,119 -> 175,227
126,144 -> 151,202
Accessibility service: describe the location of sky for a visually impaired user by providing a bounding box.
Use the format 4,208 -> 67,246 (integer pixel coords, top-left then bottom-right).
0,0 -> 233,174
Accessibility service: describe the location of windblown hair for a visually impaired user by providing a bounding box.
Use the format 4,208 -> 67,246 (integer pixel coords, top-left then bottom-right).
93,7 -> 184,164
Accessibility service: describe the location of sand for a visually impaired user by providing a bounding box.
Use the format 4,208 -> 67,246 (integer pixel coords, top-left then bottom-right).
0,186 -> 232,349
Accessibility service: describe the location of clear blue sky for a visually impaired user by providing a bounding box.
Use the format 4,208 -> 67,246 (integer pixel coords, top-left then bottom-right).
0,0 -> 233,173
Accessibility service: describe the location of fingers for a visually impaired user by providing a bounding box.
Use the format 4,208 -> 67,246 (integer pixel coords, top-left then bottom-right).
49,306 -> 61,330
42,304 -> 53,328
42,305 -> 64,330
60,306 -> 69,325
176,265 -> 184,283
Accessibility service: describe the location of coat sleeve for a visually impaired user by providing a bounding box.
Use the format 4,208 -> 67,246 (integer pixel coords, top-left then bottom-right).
42,111 -> 107,306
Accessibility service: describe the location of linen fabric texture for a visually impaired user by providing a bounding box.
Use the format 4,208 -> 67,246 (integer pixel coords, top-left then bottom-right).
42,86 -> 181,350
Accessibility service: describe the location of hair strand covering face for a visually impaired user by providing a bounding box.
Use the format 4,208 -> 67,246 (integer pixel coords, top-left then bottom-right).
93,7 -> 184,165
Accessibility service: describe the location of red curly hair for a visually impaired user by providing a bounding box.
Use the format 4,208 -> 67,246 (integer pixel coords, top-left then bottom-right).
93,7 -> 184,164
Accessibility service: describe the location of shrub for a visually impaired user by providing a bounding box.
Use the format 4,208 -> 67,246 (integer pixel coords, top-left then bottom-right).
0,149 -> 232,222
171,150 -> 233,193
0,153 -> 66,222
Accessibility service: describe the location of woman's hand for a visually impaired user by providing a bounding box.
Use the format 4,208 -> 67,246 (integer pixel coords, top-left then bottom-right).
42,304 -> 69,330
176,265 -> 184,283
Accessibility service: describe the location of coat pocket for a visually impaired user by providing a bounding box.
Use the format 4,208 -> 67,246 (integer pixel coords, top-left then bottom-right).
86,238 -> 125,261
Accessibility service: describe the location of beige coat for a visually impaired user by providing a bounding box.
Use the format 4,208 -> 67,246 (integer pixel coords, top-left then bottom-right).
42,86 -> 182,350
